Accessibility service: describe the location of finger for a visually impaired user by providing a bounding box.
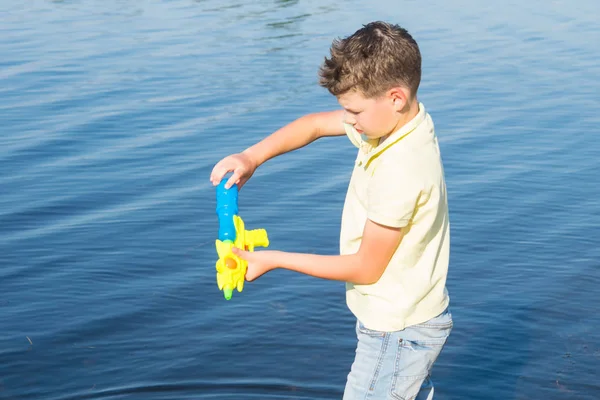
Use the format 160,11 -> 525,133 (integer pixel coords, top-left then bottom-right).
232,246 -> 248,260
225,169 -> 241,189
236,177 -> 248,190
209,167 -> 222,186
210,159 -> 236,184
210,164 -> 229,186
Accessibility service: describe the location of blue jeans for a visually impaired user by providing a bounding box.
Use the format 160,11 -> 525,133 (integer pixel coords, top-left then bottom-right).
343,308 -> 453,400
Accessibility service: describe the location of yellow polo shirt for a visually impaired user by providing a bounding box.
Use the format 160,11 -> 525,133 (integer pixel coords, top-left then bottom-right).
340,103 -> 450,332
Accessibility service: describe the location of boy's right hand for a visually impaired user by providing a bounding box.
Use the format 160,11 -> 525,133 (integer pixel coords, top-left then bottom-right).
210,151 -> 258,190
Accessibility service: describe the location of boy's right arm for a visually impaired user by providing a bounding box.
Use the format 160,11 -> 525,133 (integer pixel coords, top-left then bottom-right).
210,110 -> 346,189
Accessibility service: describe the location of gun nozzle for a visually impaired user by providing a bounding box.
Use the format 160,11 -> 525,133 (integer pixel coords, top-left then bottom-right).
224,257 -> 237,270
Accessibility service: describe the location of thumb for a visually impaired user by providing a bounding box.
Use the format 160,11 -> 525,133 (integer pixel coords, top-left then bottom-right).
232,246 -> 248,260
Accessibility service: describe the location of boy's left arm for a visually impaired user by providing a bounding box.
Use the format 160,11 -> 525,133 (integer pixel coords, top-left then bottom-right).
233,218 -> 404,285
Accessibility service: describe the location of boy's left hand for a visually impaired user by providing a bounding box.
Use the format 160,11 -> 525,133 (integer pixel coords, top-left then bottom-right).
231,247 -> 278,281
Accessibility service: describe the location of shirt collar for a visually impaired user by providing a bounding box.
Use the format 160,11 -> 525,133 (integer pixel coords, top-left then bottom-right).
354,102 -> 427,169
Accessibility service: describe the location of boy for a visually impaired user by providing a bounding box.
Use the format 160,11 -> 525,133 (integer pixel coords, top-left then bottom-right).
210,21 -> 452,400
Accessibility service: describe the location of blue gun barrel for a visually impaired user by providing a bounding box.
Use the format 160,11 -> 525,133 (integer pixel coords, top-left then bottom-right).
216,179 -> 238,242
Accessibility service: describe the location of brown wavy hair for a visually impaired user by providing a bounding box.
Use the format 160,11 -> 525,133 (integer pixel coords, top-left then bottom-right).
318,21 -> 421,99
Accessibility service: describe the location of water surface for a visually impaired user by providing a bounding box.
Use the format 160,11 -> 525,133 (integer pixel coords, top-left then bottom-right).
1,0 -> 599,399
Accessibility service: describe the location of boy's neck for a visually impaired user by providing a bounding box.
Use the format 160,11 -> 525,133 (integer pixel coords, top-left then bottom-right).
380,99 -> 420,144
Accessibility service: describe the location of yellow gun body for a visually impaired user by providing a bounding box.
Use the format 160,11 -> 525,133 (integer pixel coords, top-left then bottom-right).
215,215 -> 269,300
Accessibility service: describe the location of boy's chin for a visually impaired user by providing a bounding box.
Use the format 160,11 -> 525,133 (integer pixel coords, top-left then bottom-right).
361,132 -> 384,140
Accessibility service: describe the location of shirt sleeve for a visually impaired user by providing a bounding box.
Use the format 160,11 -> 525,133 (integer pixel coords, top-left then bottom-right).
366,156 -> 424,228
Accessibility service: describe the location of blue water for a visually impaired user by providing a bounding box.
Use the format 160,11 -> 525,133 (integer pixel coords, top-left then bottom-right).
1,0 -> 599,399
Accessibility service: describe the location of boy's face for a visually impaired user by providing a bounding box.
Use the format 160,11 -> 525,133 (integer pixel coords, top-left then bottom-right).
338,90 -> 403,141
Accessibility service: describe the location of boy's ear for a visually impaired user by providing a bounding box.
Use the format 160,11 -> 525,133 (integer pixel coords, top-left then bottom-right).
387,87 -> 410,111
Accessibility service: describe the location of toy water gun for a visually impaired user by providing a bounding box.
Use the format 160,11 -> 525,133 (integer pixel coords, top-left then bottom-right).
215,179 -> 269,300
